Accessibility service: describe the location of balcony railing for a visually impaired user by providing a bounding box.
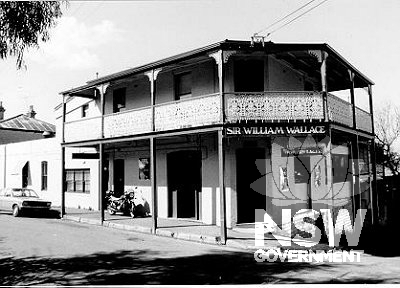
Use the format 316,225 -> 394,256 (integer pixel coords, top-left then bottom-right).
225,91 -> 325,123
327,93 -> 353,127
63,91 -> 374,143
154,93 -> 221,131
64,116 -> 102,142
104,107 -> 152,138
356,107 -> 373,133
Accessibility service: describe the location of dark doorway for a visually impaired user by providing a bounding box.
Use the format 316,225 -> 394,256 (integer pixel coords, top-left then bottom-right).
22,162 -> 29,188
294,156 -> 312,209
167,151 -> 202,219
113,159 -> 124,196
236,148 -> 266,223
234,59 -> 264,92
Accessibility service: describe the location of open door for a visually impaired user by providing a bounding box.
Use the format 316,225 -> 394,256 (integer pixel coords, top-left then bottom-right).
167,151 -> 202,219
236,148 -> 266,224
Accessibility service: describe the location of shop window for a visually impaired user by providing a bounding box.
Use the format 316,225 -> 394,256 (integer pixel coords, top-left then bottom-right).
65,169 -> 90,193
175,72 -> 192,100
113,88 -> 126,113
41,161 -> 48,191
332,154 -> 350,183
139,158 -> 150,180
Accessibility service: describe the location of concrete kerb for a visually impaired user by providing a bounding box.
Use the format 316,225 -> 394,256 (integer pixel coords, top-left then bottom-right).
62,215 -> 223,247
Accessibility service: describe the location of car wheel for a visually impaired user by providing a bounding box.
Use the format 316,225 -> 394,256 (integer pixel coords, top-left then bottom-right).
12,205 -> 20,217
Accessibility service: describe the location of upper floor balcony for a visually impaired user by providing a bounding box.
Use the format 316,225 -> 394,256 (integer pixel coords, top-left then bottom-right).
60,40 -> 374,144
63,90 -> 373,143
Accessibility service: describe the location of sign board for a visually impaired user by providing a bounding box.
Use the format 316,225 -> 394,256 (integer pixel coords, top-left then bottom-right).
72,153 -> 100,159
281,147 -> 323,157
225,125 -> 326,136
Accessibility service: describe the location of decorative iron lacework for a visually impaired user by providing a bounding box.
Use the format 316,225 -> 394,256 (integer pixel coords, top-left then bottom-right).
64,117 -> 102,142
155,94 -> 221,131
327,94 -> 353,127
355,107 -> 373,133
104,107 -> 152,138
225,92 -> 324,123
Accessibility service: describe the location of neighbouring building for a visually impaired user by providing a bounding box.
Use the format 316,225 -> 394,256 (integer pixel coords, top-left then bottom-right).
0,104 -> 60,202
58,39 -> 376,242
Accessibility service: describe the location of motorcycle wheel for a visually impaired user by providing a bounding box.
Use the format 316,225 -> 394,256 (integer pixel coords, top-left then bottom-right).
107,207 -> 116,215
130,205 -> 135,218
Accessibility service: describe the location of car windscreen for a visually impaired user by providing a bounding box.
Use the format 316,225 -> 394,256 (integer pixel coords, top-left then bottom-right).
11,189 -> 39,198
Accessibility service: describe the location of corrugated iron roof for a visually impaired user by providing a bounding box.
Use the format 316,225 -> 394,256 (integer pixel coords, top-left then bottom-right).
0,114 -> 56,133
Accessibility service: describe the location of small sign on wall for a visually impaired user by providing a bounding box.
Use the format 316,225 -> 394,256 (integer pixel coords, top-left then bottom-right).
139,158 -> 150,180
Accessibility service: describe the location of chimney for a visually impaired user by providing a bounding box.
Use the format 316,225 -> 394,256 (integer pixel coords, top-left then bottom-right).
0,101 -> 5,120
26,105 -> 36,118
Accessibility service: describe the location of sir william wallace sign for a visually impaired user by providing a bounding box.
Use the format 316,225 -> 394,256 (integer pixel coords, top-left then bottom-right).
225,125 -> 326,136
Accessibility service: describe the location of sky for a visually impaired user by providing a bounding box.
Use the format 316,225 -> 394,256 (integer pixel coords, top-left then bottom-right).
0,0 -> 399,124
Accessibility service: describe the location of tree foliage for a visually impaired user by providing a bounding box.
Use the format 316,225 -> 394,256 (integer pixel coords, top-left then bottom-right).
0,1 -> 63,69
375,102 -> 400,175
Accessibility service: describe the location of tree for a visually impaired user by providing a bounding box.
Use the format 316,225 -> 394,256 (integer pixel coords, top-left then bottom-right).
0,1 -> 63,69
375,101 -> 400,175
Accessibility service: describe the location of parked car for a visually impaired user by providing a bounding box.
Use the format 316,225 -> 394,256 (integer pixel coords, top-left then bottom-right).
0,188 -> 51,217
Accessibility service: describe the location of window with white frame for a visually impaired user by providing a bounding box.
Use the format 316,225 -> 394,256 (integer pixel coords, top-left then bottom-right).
66,169 -> 90,193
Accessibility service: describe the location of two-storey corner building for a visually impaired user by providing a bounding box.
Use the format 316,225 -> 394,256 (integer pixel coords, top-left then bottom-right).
58,40 -> 376,242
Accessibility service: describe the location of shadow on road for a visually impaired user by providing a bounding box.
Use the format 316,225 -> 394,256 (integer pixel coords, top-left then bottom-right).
20,209 -> 61,219
0,249 -> 388,285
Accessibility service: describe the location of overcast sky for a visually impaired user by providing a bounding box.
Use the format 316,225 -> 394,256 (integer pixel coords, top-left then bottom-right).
0,0 -> 398,123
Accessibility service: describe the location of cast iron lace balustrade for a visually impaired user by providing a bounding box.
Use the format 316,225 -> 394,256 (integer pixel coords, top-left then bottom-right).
327,93 -> 353,127
64,116 -> 102,142
355,107 -> 373,133
225,92 -> 325,123
154,93 -> 221,131
104,107 -> 152,138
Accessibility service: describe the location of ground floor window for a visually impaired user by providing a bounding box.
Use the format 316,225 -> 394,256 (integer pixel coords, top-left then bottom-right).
66,169 -> 90,193
41,161 -> 48,191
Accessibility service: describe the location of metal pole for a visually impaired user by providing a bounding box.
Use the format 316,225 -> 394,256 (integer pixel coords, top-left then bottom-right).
368,84 -> 377,225
150,137 -> 157,233
61,95 -> 66,217
99,143 -> 104,223
218,129 -> 227,244
61,146 -> 65,217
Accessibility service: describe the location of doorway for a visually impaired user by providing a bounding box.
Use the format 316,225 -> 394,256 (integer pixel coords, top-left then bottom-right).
113,159 -> 124,196
236,148 -> 266,223
234,59 -> 264,92
167,151 -> 202,219
294,156 -> 312,209
22,162 -> 30,188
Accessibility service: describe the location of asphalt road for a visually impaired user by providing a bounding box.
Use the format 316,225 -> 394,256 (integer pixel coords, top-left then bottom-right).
1,211 -> 400,285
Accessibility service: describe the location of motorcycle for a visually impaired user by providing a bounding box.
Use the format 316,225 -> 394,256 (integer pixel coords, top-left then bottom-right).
106,190 -> 135,217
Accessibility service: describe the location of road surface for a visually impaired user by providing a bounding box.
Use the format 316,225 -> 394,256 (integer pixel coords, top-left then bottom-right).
1,212 -> 400,285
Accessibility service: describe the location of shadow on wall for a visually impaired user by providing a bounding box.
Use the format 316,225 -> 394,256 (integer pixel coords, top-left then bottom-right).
0,249 -> 389,285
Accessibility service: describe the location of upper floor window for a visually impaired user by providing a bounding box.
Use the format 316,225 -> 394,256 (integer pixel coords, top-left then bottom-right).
41,161 -> 48,191
234,60 -> 264,92
175,72 -> 192,100
81,104 -> 89,118
113,88 -> 126,113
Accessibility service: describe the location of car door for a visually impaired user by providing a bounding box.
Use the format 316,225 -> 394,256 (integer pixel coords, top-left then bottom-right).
2,189 -> 13,211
